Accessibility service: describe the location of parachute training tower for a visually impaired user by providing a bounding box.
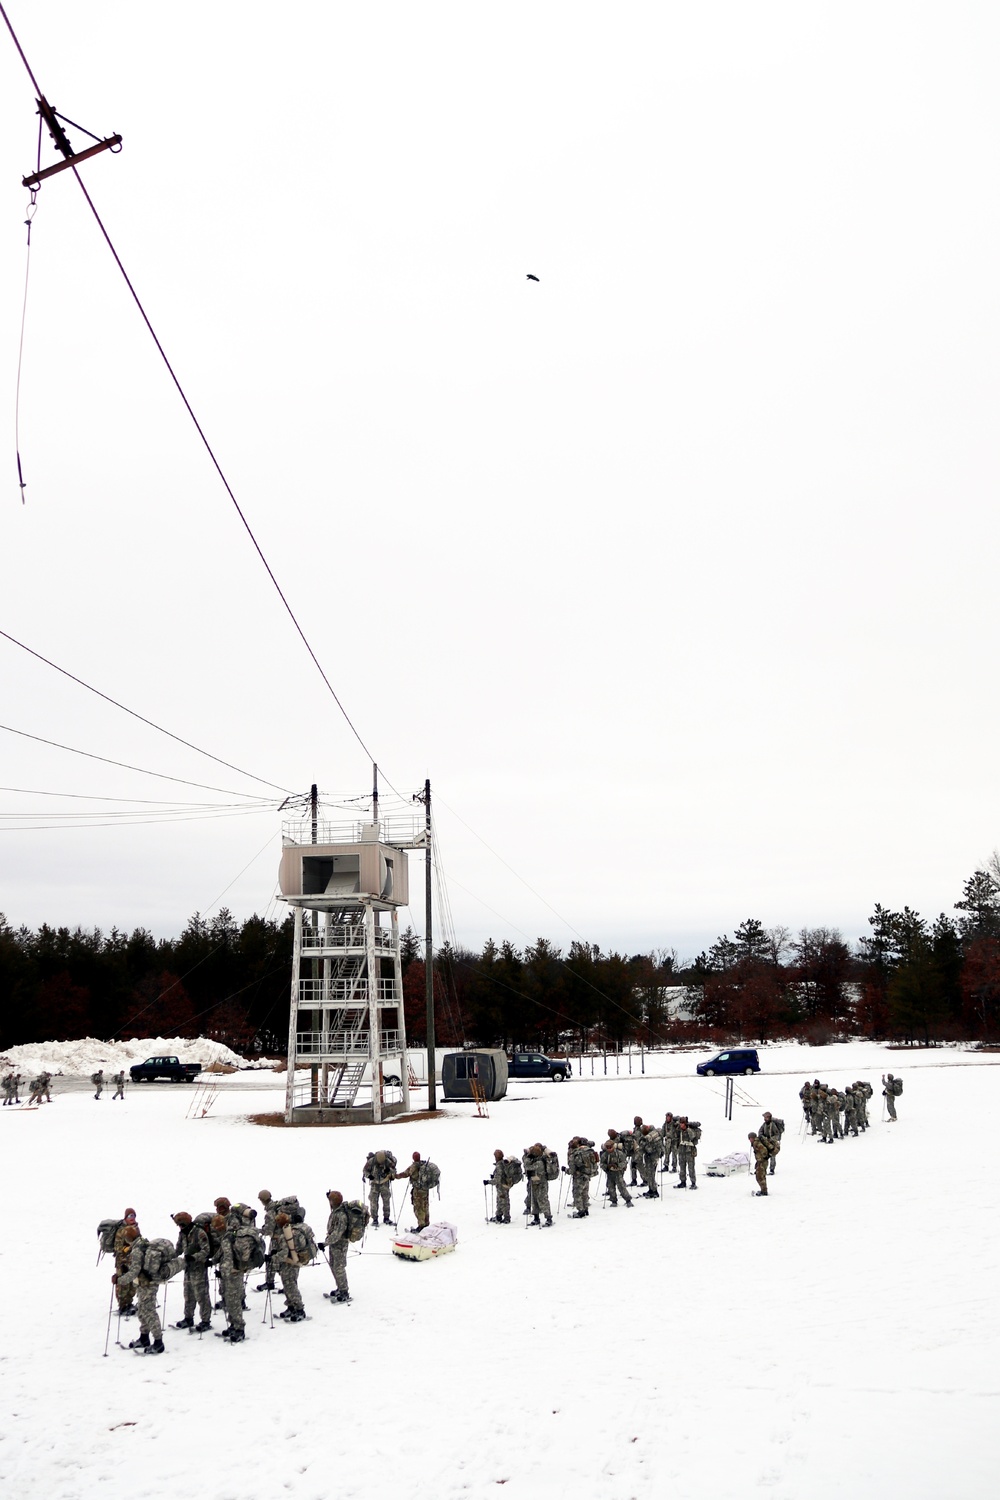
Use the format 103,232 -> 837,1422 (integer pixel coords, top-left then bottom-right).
278,784 -> 426,1124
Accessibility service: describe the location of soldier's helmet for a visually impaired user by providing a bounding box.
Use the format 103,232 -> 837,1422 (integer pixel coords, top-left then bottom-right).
607,1128 -> 618,1138
412,1151 -> 421,1162
633,1115 -> 643,1126
214,1197 -> 231,1214
375,1151 -> 386,1164
172,1211 -> 192,1226
327,1190 -> 343,1206
258,1189 -> 271,1203
494,1148 -> 504,1160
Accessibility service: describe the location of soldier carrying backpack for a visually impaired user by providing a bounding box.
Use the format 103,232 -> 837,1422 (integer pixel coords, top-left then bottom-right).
759,1113 -> 784,1175
394,1151 -> 438,1231
114,1227 -> 180,1354
882,1073 -> 903,1121
363,1149 -> 398,1227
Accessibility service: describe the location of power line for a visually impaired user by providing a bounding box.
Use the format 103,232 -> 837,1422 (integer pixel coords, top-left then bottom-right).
0,4 -> 412,799
0,785 -> 269,806
0,628 -> 292,793
0,721 -> 277,797
0,806 -> 275,833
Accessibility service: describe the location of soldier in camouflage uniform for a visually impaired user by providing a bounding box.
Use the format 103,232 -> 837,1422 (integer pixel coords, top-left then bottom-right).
748,1133 -> 770,1196
799,1080 -> 813,1126
111,1070 -> 126,1100
486,1148 -> 512,1223
815,1088 -> 833,1143
675,1117 -> 700,1188
27,1075 -> 45,1106
115,1227 -> 165,1353
395,1152 -> 432,1230
628,1117 -> 644,1185
113,1209 -> 140,1317
637,1124 -> 663,1197
599,1139 -> 633,1207
566,1137 -> 597,1218
829,1088 -> 844,1139
213,1214 -> 246,1341
172,1211 -> 212,1330
856,1081 -> 872,1130
882,1073 -> 899,1121
363,1149 -> 396,1226
92,1069 -> 104,1100
662,1112 -> 678,1173
255,1190 -> 277,1291
271,1212 -> 307,1320
322,1190 -> 351,1302
758,1112 -> 782,1174
843,1087 -> 859,1137
522,1143 -> 553,1226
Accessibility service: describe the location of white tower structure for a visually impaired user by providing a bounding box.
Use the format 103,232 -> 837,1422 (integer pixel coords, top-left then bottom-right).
278,810 -> 423,1124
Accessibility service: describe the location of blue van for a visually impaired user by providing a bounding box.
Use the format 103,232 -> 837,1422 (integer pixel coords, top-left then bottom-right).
696,1048 -> 760,1077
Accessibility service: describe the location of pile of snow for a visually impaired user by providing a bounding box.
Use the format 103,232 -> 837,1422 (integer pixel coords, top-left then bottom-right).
0,1035 -> 250,1077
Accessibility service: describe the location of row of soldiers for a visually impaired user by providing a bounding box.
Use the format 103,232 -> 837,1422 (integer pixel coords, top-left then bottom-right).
484,1113 -> 705,1225
798,1079 -> 875,1142
2,1071 -> 54,1105
105,1149 -> 440,1354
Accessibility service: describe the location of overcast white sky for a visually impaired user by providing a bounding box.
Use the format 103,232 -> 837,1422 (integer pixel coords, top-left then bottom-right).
1,3 -> 998,962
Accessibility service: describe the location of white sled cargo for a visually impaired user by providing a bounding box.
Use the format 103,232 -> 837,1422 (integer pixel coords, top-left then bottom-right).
704,1152 -> 750,1177
392,1221 -> 457,1261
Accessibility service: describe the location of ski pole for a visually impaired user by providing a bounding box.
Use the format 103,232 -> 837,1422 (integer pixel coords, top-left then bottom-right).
483,1182 -> 491,1224
103,1281 -> 115,1357
263,1283 -> 273,1327
600,1169 -> 607,1210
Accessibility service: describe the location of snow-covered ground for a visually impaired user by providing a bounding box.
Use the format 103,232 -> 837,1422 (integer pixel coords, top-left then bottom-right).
1,1042 -> 996,1499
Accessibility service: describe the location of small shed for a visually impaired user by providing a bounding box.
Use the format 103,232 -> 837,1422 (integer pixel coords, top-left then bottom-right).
441,1050 -> 508,1101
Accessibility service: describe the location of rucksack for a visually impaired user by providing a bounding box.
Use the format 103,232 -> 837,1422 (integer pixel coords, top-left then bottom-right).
764,1136 -> 781,1157
91,1072 -> 102,1086
230,1226 -> 265,1271
502,1157 -> 523,1188
771,1118 -> 786,1138
343,1200 -> 370,1243
364,1151 -> 397,1179
892,1077 -> 903,1096
417,1160 -> 441,1191
543,1149 -> 560,1182
293,1222 -> 319,1263
97,1218 -> 122,1256
142,1237 -> 182,1284
687,1121 -> 702,1145
274,1195 -> 302,1220
617,1129 -> 635,1156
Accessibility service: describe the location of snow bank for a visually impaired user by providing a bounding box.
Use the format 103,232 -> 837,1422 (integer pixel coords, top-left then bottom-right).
0,1035 -> 250,1077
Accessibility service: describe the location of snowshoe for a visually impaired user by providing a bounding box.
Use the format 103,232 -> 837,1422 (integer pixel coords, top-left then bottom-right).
194,1320 -> 212,1333
673,1182 -> 687,1189
254,1282 -> 274,1293
173,1318 -> 194,1330
129,1334 -> 149,1350
542,1217 -> 553,1228
146,1340 -> 165,1355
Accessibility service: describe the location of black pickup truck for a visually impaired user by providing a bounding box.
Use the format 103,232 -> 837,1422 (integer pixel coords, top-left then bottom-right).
129,1055 -> 202,1083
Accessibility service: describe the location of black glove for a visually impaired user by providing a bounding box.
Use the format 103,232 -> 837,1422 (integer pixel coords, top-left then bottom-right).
317,1241 -> 325,1250
483,1179 -> 490,1185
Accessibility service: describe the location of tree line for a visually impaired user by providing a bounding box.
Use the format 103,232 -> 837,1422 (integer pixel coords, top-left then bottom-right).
3,865 -> 999,1055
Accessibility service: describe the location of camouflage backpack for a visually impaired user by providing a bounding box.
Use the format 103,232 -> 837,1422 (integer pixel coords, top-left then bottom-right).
141,1238 -> 182,1283
97,1218 -> 123,1257
891,1077 -> 903,1097
416,1160 -> 441,1191
502,1156 -> 523,1188
770,1118 -> 786,1137
230,1224 -> 265,1272
342,1200 -> 370,1243
274,1195 -> 303,1220
292,1222 -> 319,1262
542,1149 -> 560,1182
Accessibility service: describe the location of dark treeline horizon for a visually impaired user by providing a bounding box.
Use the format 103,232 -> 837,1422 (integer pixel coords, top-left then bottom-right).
3,865 -> 1000,1054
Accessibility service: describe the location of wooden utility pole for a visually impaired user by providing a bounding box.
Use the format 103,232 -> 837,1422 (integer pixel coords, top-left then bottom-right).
424,778 -> 435,1109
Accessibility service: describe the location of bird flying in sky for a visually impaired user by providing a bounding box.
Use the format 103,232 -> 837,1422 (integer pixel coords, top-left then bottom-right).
526,273 -> 539,281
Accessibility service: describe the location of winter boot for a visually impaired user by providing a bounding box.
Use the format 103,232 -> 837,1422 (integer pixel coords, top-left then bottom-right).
531,1215 -> 540,1226
543,1216 -> 553,1227
625,1199 -> 634,1208
129,1333 -> 150,1350
254,1281 -> 274,1293
194,1320 -> 212,1333
147,1339 -> 165,1355
228,1328 -> 246,1342
755,1190 -> 768,1197
173,1317 -> 194,1329
674,1182 -> 687,1189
